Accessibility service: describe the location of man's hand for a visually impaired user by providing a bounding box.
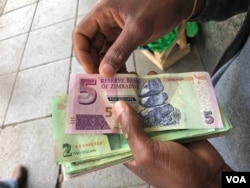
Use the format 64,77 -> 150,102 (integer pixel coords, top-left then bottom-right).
73,0 -> 198,78
113,100 -> 232,188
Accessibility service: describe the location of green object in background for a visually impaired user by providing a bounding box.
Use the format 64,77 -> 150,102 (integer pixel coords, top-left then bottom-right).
186,22 -> 199,38
143,22 -> 199,53
147,28 -> 178,52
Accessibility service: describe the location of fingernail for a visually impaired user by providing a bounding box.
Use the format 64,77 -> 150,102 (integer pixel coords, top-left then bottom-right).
100,63 -> 115,77
114,101 -> 126,117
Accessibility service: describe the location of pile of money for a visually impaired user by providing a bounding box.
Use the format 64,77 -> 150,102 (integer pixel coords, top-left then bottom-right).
52,72 -> 232,180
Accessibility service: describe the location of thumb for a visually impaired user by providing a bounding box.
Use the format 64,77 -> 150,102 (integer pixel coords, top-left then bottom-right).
113,101 -> 151,154
99,26 -> 138,78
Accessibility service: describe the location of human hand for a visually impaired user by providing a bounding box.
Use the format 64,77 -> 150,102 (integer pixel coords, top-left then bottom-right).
113,100 -> 232,188
73,0 -> 202,78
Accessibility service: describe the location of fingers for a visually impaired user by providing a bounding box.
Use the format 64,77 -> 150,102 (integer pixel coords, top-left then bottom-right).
99,26 -> 139,78
73,15 -> 100,73
123,159 -> 138,172
113,101 -> 151,156
186,140 -> 226,171
117,64 -> 128,74
73,32 -> 97,73
73,17 -> 133,76
114,101 -> 154,180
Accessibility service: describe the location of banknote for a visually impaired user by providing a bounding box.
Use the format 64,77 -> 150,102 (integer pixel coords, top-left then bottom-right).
52,96 -> 232,179
66,72 -> 223,134
63,152 -> 133,177
52,96 -> 129,163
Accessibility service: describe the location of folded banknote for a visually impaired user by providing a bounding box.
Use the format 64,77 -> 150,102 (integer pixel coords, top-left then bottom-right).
66,72 -> 223,134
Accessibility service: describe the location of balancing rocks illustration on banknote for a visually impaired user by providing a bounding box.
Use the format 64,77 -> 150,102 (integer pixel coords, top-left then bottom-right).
138,78 -> 180,128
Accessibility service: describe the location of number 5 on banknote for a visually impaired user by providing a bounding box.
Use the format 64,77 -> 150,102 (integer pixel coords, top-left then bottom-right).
78,79 -> 115,126
78,79 -> 97,105
106,107 -> 113,117
204,111 -> 214,124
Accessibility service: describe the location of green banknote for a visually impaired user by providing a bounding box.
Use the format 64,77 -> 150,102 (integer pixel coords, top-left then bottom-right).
52,96 -> 129,163
63,151 -> 133,176
52,96 -> 232,177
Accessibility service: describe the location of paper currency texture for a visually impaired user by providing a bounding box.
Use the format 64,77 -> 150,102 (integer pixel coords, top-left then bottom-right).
52,96 -> 232,177
66,72 -> 223,134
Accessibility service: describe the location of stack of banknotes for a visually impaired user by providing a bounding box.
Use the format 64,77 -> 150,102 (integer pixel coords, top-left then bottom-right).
52,72 -> 232,180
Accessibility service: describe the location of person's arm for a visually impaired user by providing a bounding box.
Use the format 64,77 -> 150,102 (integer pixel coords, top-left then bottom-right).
192,0 -> 250,21
73,0 -> 202,78
73,0 -> 250,78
